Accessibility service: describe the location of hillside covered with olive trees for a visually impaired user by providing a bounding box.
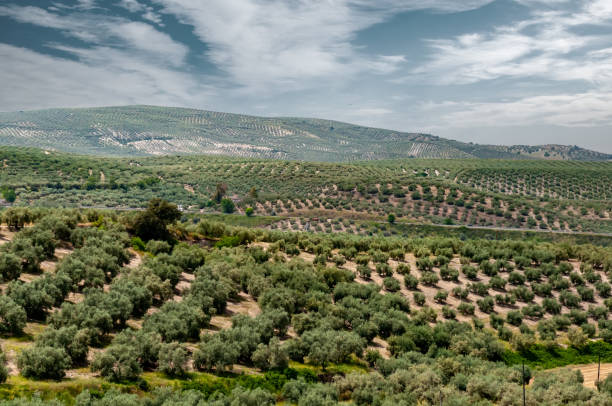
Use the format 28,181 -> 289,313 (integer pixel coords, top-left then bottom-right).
0,106 -> 609,161
1,202 -> 612,405
0,142 -> 610,406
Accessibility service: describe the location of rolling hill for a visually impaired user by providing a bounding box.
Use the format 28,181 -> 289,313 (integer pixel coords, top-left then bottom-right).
0,105 -> 609,161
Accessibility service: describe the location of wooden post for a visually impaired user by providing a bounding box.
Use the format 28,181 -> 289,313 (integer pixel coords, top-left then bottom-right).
597,353 -> 601,391
522,362 -> 526,406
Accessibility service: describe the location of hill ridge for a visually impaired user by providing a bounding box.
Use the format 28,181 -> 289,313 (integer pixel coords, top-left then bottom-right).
0,105 -> 609,161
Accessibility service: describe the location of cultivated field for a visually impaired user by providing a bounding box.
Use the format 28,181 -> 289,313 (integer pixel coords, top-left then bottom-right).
0,147 -> 610,234
1,206 -> 612,404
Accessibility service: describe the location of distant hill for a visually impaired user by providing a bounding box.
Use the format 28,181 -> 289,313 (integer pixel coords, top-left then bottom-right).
0,105 -> 609,161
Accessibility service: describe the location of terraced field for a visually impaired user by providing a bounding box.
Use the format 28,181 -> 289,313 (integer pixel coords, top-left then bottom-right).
0,106 -> 610,161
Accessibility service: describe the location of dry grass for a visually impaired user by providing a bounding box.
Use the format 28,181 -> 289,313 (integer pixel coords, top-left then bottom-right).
562,363 -> 612,389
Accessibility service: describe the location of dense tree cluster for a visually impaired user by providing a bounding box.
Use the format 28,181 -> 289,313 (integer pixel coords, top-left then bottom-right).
1,209 -> 612,404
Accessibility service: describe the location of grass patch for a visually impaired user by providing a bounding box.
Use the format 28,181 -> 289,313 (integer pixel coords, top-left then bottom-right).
502,341 -> 612,369
0,375 -> 128,405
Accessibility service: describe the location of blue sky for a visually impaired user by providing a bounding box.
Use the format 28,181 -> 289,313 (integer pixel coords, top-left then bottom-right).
1,0 -> 611,152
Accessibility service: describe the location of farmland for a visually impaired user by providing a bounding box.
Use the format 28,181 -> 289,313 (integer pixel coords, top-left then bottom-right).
0,203 -> 612,404
0,145 -> 611,405
0,147 -> 610,234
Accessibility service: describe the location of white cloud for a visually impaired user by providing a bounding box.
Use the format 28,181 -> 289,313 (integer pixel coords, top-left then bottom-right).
117,0 -> 164,25
117,0 -> 143,13
430,91 -> 612,128
0,5 -> 184,65
413,0 -> 612,85
0,44 -> 211,111
152,0 -> 494,90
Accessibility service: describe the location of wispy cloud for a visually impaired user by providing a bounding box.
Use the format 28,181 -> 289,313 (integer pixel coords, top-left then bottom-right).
412,0 -> 612,85
428,91 -> 612,128
117,0 -> 163,25
0,5 -> 184,65
152,0 -> 494,90
0,43 -> 212,111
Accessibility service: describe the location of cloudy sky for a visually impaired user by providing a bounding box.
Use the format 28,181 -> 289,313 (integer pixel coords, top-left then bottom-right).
1,0 -> 612,152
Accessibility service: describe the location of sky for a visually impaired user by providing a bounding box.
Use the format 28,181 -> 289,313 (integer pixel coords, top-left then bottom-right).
1,0 -> 611,153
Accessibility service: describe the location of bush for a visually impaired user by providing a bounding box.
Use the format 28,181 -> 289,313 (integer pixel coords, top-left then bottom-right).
543,298 -> 561,315
458,302 -> 475,316
0,252 -> 22,282
508,271 -> 526,285
145,240 -> 172,255
442,306 -> 456,319
440,266 -> 459,282
507,310 -> 523,326
413,292 -> 426,306
383,277 -> 400,292
404,274 -> 419,290
36,326 -> 90,365
434,290 -> 448,304
462,265 -> 478,280
0,296 -> 27,335
91,344 -> 142,382
131,198 -> 181,241
158,342 -> 188,377
357,264 -> 371,279
245,207 -> 254,217
131,236 -> 146,251
143,301 -> 208,341
477,297 -> 495,313
18,346 -> 70,380
0,356 -> 6,384
221,198 -> 235,214
420,272 -> 439,287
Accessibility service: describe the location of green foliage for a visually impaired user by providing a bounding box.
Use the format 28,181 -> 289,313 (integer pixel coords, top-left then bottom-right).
220,198 -> 235,214
158,342 -> 189,377
2,188 -> 16,203
503,340 -> 612,369
143,301 -> 209,342
131,198 -> 181,241
130,237 -> 145,251
18,346 -> 71,380
91,344 -> 142,382
0,295 -> 27,334
36,326 -> 90,366
0,350 -> 7,384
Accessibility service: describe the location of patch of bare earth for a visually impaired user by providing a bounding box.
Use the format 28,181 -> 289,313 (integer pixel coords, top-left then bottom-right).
126,249 -> 143,269
369,337 -> 390,359
209,292 -> 261,331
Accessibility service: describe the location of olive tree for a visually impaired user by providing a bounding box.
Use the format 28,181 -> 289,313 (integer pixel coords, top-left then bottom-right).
18,346 -> 70,380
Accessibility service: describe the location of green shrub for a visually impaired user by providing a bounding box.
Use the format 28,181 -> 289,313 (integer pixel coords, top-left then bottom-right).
18,346 -> 71,380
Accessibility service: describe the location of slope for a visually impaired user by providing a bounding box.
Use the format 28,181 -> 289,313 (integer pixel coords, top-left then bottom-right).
0,105 -> 609,161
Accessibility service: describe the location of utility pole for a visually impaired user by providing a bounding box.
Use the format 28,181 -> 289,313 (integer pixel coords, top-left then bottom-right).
522,362 -> 526,406
597,353 -> 601,391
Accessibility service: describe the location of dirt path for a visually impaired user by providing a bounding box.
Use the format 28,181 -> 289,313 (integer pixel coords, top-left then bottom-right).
126,249 -> 142,269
